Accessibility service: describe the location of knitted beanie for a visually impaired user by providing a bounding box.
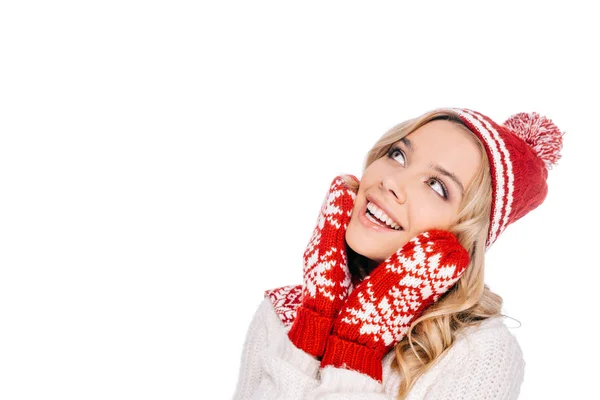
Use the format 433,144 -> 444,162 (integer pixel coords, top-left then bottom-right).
442,108 -> 564,248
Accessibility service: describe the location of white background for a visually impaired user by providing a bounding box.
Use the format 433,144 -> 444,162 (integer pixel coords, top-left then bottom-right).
1,1 -> 598,399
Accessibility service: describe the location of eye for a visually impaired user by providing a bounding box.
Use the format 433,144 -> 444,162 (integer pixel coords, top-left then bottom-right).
387,146 -> 406,166
427,177 -> 448,199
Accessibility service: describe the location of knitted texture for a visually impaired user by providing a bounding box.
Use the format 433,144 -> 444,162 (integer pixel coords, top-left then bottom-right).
233,297 -> 525,399
265,285 -> 302,327
321,230 -> 469,382
504,112 -> 562,168
287,175 -> 358,357
444,108 -> 563,248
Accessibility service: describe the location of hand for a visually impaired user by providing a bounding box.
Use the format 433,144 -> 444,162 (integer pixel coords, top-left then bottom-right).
287,174 -> 358,357
321,229 -> 469,381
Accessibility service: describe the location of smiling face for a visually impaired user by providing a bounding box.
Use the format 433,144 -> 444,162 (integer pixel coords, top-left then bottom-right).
345,119 -> 482,263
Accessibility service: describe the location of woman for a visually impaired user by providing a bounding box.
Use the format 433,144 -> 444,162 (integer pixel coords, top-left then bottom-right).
232,108 -> 563,399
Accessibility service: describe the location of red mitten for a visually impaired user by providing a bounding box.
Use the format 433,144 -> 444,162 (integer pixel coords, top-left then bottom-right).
321,229 -> 469,382
287,175 -> 358,357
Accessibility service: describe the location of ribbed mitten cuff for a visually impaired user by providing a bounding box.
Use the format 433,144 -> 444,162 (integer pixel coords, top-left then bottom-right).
320,334 -> 384,382
287,306 -> 334,358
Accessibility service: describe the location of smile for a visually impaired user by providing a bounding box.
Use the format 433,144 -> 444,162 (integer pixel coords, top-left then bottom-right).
365,201 -> 403,231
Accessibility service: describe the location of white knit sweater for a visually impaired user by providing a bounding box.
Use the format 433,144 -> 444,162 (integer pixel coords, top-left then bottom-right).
232,297 -> 525,399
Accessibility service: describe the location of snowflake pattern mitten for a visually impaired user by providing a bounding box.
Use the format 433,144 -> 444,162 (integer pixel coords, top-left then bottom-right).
287,175 -> 358,358
321,229 -> 469,382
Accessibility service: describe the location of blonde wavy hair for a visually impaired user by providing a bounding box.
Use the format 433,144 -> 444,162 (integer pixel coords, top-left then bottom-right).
343,109 -> 502,399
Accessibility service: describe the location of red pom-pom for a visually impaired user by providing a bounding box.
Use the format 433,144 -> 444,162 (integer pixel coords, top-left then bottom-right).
503,112 -> 564,169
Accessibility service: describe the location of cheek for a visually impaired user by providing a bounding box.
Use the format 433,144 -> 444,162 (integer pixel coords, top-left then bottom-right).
359,160 -> 387,186
409,194 -> 457,231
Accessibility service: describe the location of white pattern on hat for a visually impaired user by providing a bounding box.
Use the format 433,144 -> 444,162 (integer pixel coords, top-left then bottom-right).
465,109 -> 515,246
449,108 -> 512,247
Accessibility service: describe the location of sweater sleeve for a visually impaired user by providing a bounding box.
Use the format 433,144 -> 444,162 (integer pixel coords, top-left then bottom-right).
232,299 -> 269,399
232,298 -> 321,400
307,367 -> 395,400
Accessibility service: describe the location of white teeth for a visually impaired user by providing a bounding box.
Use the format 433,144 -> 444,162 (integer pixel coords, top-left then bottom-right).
366,201 -> 402,230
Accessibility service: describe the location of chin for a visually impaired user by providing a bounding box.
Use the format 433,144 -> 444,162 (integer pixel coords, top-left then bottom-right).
346,227 -> 388,264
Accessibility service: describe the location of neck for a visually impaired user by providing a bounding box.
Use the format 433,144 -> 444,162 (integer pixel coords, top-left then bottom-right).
347,244 -> 378,282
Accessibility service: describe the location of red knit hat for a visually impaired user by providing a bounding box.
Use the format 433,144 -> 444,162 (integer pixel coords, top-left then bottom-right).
442,108 -> 564,248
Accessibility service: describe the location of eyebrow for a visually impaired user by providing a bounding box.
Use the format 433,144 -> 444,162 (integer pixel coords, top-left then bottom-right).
400,137 -> 413,152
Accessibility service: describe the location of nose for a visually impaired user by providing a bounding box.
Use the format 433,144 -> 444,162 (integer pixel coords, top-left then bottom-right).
381,175 -> 406,204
